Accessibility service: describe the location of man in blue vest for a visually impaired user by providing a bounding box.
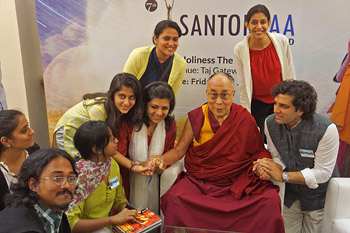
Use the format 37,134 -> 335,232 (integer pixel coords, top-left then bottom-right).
253,80 -> 339,233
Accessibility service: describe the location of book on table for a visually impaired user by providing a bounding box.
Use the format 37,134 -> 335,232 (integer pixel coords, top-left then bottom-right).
112,208 -> 162,233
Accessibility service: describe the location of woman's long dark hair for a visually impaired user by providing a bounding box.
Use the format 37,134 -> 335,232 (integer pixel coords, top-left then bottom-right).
0,110 -> 24,153
83,73 -> 143,136
142,81 -> 175,129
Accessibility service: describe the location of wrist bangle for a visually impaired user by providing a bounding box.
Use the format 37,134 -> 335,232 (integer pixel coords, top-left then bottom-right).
132,165 -> 139,173
129,162 -> 135,171
129,161 -> 140,171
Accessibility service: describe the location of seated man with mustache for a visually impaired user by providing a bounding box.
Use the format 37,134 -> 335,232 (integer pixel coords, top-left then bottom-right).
0,148 -> 77,233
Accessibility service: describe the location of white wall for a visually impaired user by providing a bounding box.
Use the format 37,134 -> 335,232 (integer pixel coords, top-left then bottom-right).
0,0 -> 49,147
0,0 -> 27,113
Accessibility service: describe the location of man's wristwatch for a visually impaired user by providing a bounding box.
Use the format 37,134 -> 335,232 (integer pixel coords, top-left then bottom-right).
282,172 -> 290,182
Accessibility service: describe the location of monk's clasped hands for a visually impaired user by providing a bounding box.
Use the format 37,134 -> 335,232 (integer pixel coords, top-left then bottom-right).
146,155 -> 166,175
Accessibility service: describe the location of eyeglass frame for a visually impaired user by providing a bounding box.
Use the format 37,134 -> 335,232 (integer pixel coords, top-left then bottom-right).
40,176 -> 77,186
207,91 -> 235,101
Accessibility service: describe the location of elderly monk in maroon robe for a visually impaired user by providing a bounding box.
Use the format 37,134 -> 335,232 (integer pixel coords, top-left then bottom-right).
159,72 -> 284,233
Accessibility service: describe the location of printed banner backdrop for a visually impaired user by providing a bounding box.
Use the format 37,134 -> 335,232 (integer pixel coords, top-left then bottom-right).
36,0 -> 350,140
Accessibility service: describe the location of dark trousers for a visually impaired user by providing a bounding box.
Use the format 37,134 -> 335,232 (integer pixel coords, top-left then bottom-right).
251,98 -> 274,143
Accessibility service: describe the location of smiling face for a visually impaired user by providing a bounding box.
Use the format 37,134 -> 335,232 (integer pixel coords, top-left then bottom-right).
113,86 -> 136,114
206,74 -> 235,124
30,156 -> 75,212
153,27 -> 179,62
245,12 -> 271,40
7,115 -> 35,150
146,98 -> 170,126
274,94 -> 303,129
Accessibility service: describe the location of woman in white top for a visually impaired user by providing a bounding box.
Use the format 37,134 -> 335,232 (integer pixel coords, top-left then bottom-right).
114,82 -> 176,214
234,4 -> 296,141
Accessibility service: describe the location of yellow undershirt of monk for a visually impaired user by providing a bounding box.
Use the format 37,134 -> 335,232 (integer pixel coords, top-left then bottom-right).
193,104 -> 215,147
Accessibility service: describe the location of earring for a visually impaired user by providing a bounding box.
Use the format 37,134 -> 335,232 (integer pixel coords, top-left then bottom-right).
7,144 -> 11,147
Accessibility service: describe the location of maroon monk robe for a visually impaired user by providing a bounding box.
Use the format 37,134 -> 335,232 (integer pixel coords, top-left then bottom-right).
161,103 -> 284,233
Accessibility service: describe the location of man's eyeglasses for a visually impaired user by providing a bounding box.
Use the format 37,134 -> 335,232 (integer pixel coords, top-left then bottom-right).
41,176 -> 77,186
207,92 -> 233,101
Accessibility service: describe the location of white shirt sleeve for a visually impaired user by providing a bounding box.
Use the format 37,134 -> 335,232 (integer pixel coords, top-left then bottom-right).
301,124 -> 339,189
264,120 -> 286,170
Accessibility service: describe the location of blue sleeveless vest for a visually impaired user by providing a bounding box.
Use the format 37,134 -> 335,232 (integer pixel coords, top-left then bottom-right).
266,113 -> 333,211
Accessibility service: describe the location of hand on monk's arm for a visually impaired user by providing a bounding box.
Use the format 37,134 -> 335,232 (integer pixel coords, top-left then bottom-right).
253,161 -> 271,180
257,158 -> 306,184
162,118 -> 193,165
256,158 -> 283,181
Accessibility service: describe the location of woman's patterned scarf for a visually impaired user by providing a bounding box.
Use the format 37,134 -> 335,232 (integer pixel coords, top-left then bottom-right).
67,158 -> 111,213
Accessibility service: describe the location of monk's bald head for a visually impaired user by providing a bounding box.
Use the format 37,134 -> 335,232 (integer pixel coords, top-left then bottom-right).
207,72 -> 235,90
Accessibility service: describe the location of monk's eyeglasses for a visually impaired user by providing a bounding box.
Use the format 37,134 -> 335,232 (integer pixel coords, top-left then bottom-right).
207,92 -> 233,101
